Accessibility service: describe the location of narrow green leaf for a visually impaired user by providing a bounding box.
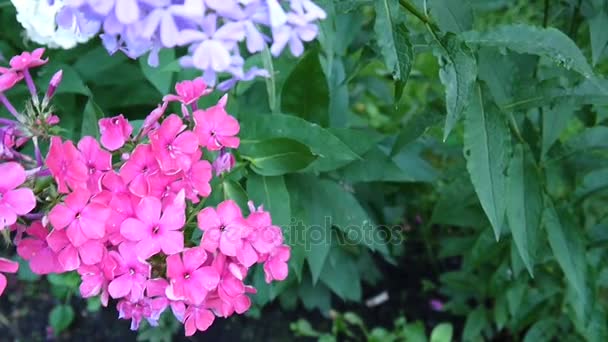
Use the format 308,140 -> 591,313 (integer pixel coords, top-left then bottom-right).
281,50 -> 330,126
543,197 -> 589,303
461,24 -> 594,77
589,10 -> 608,65
575,167 -> 608,199
222,179 -> 249,215
506,144 -> 543,276
462,307 -> 488,341
522,319 -> 558,342
541,99 -> 576,158
319,243 -> 362,301
49,305 -> 75,334
81,99 -> 104,138
438,37 -> 477,140
464,85 -> 510,239
240,138 -> 317,176
392,111 -> 442,155
427,0 -> 473,33
246,174 -> 291,228
140,49 -> 175,95
261,45 -> 278,113
374,0 -> 413,82
431,323 -> 454,342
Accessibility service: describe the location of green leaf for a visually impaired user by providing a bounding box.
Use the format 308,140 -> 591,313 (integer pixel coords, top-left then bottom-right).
140,49 -> 176,95
522,319 -> 558,342
464,85 -> 510,239
319,243 -> 362,301
297,273 -> 332,312
391,111 -> 442,155
543,197 -> 589,304
81,99 -> 104,138
374,0 -> 413,82
427,0 -> 473,33
49,305 -> 75,334
575,167 -> 608,199
261,45 -> 278,113
462,307 -> 488,341
246,174 -> 291,228
506,144 -> 543,276
240,138 -> 317,176
239,113 -> 360,172
589,10 -> 608,65
281,50 -> 330,126
17,257 -> 40,282
430,323 -> 454,342
437,37 -> 477,141
222,179 -> 249,214
39,64 -> 90,96
461,24 -> 594,77
541,99 -> 576,158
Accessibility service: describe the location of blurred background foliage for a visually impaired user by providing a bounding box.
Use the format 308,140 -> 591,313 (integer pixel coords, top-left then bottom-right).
2,0 -> 608,340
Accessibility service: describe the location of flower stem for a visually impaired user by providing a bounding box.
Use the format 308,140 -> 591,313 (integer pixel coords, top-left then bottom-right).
23,69 -> 39,105
398,0 -> 440,32
0,93 -> 26,122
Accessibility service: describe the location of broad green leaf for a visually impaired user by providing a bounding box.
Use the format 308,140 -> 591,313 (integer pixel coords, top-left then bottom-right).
49,305 -> 75,334
541,100 -> 576,158
477,48 -> 517,106
565,126 -> 608,151
140,49 -> 175,95
320,243 -> 362,301
239,113 -> 360,172
589,10 -> 608,65
297,273 -> 332,312
461,24 -> 594,77
543,198 -> 589,304
246,174 -> 291,228
432,174 -> 488,228
281,50 -> 329,126
462,307 -> 488,341
428,0 -> 473,33
74,46 -> 128,81
326,128 -> 384,156
240,138 -> 317,176
401,321 -> 428,342
506,144 -> 543,276
39,64 -> 90,96
374,0 -> 413,83
438,37 -> 477,140
430,323 -> 454,342
81,99 -> 104,138
464,85 -> 510,239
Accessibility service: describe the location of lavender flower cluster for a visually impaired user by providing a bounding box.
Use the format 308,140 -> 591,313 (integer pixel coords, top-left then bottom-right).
57,0 -> 326,90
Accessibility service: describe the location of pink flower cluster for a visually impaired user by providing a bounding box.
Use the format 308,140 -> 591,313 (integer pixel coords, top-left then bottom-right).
0,50 -> 290,336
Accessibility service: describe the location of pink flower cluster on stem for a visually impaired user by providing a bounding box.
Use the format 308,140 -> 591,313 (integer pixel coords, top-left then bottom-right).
0,54 -> 291,337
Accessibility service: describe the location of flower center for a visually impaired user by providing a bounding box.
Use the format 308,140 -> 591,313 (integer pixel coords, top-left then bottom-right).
152,225 -> 160,234
129,268 -> 135,275
184,273 -> 191,280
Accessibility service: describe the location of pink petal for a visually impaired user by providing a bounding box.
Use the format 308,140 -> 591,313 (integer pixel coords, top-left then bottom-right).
0,162 -> 26,191
0,204 -> 17,228
79,240 -> 104,265
30,248 -> 62,275
197,207 -> 220,231
58,246 -> 80,271
120,218 -> 148,241
79,215 -> 106,240
193,266 -> 219,291
0,274 -> 6,296
46,229 -> 69,252
236,242 -> 258,268
184,315 -> 197,336
136,238 -> 161,259
160,231 -> 184,255
136,197 -> 161,225
195,309 -> 215,332
233,294 -> 251,314
182,246 -> 207,271
108,274 -> 133,299
166,254 -> 185,279
48,204 -> 76,230
0,258 -> 18,273
217,200 -> 242,224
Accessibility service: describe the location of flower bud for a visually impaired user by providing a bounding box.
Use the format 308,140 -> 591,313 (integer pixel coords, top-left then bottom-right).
45,70 -> 63,101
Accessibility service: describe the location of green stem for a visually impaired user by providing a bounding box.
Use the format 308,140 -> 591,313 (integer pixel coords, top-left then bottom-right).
398,0 -> 440,32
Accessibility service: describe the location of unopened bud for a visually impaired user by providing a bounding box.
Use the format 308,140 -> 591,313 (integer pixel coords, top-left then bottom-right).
45,70 -> 63,101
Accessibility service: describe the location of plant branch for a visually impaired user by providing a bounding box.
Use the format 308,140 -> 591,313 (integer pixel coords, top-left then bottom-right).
398,0 -> 440,32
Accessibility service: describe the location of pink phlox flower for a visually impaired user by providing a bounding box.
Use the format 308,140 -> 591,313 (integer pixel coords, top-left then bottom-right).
165,246 -> 220,306
263,245 -> 290,283
139,101 -> 168,138
146,278 -> 187,323
0,162 -> 36,229
119,144 -> 160,197
163,78 -> 212,106
206,253 -> 254,317
0,71 -> 23,92
117,299 -> 147,331
108,242 -> 151,302
147,172 -> 180,207
183,304 -> 215,336
193,97 -> 240,151
16,221 -> 62,274
78,136 -> 112,193
0,257 -> 18,296
120,192 -> 186,259
78,253 -> 117,306
9,48 -> 48,71
48,189 -> 110,246
149,114 -> 199,174
98,114 -> 133,151
46,136 -> 88,193
97,172 -> 136,245
197,200 -> 250,256
46,228 -> 105,271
